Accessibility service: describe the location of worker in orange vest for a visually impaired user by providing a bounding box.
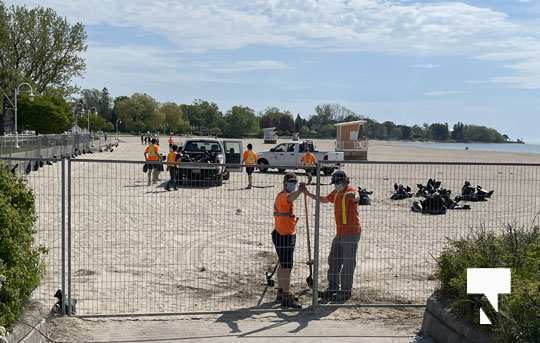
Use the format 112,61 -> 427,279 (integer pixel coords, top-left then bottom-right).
304,170 -> 361,303
165,144 -> 179,191
272,173 -> 306,309
242,143 -> 257,189
144,138 -> 161,185
300,144 -> 317,184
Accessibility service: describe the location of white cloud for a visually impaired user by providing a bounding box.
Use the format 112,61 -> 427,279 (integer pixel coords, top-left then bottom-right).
423,90 -> 460,97
7,0 -> 540,88
211,60 -> 290,73
412,64 -> 440,69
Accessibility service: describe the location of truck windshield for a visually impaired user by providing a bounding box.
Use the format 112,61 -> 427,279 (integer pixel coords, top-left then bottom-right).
184,141 -> 222,153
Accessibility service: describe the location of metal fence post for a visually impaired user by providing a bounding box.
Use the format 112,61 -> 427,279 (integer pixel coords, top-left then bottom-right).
61,159 -> 67,315
67,158 -> 72,315
311,161 -> 321,309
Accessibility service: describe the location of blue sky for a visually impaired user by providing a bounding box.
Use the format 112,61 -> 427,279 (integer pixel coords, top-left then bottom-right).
9,0 -> 540,142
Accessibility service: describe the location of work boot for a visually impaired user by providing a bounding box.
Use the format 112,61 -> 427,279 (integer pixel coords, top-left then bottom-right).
281,293 -> 302,309
276,289 -> 299,303
330,291 -> 352,303
318,289 -> 336,302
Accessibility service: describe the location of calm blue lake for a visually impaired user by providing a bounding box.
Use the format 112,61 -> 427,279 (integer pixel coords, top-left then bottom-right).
398,141 -> 540,155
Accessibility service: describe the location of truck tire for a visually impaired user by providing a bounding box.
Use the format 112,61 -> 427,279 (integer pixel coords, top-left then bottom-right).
278,169 -> 286,173
323,167 -> 335,176
257,159 -> 269,173
223,170 -> 230,181
214,175 -> 223,187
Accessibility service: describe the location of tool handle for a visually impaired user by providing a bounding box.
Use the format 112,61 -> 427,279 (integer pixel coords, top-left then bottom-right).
304,193 -> 312,259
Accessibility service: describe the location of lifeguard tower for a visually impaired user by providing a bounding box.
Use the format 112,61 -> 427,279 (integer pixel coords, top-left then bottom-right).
263,127 -> 278,144
335,120 -> 368,160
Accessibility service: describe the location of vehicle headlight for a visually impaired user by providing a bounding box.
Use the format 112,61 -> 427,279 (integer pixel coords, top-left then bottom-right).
217,154 -> 225,164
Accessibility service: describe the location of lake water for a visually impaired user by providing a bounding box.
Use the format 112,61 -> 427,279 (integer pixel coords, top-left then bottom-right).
398,141 -> 540,155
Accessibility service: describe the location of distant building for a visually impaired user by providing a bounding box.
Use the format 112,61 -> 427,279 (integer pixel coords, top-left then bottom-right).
335,120 -> 368,160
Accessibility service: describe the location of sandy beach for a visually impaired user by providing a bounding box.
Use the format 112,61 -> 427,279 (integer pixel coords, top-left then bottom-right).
25,136 -> 540,316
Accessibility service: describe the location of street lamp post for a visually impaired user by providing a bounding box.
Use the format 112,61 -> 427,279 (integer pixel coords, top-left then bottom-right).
88,107 -> 97,147
14,83 -> 34,148
72,101 -> 85,133
116,119 -> 122,141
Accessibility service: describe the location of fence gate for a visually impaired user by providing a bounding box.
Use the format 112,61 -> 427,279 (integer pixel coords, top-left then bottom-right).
2,156 -> 539,316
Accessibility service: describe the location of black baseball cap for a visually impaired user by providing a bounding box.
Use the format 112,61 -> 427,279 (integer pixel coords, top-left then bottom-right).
283,172 -> 298,182
331,170 -> 348,184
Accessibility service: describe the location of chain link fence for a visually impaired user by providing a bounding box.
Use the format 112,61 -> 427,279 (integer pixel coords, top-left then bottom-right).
1,157 -> 539,316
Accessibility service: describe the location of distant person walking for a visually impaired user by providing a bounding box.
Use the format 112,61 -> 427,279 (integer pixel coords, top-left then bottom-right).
300,144 -> 317,184
272,173 -> 305,309
242,143 -> 257,189
304,170 -> 361,303
144,138 -> 161,186
168,134 -> 174,148
165,144 -> 179,191
141,134 -> 144,145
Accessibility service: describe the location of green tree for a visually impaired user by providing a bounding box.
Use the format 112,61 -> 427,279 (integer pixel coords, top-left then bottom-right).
260,107 -> 294,135
160,102 -> 189,133
18,95 -> 72,133
98,87 -> 112,121
88,113 -> 113,132
411,125 -> 425,139
399,125 -> 412,140
451,122 -> 465,141
182,99 -> 222,132
294,114 -> 305,132
80,88 -> 112,122
223,106 -> 259,138
0,164 -> 45,329
115,93 -> 161,132
0,2 -> 87,96
429,123 -> 449,141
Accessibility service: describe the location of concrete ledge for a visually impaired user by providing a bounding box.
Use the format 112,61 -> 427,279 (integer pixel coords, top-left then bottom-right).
6,302 -> 49,343
420,295 -> 494,343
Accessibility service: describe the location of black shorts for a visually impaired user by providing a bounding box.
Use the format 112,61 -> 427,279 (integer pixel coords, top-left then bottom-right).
305,167 -> 315,176
272,230 -> 296,269
246,167 -> 255,175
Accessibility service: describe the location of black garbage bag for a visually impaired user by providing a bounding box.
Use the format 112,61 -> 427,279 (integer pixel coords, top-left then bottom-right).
358,187 -> 373,206
391,183 -> 413,200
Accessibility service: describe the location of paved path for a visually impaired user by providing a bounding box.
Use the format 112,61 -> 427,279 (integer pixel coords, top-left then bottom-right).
49,308 -> 432,343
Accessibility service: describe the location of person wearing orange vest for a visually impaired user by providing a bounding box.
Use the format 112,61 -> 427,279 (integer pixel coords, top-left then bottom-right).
242,143 -> 257,189
300,144 -> 317,184
144,138 -> 161,185
272,173 -> 306,309
304,170 -> 361,303
165,144 -> 179,191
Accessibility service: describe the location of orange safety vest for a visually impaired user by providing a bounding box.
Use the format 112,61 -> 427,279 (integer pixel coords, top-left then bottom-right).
274,191 -> 296,235
302,152 -> 317,166
243,150 -> 257,165
166,151 -> 177,166
330,186 -> 361,236
146,144 -> 159,161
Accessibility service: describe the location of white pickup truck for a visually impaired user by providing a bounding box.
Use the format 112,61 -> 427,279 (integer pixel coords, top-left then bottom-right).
256,140 -> 343,176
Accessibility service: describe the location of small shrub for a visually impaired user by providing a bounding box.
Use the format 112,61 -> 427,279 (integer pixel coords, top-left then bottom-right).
435,225 -> 540,343
0,164 -> 45,330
